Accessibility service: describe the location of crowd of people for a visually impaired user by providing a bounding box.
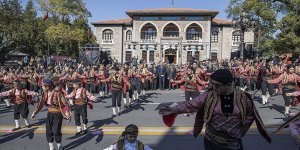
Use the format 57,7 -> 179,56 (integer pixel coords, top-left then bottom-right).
1,53 -> 300,150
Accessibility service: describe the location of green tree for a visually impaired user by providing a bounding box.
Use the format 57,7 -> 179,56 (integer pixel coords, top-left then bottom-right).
36,0 -> 94,56
227,0 -> 300,56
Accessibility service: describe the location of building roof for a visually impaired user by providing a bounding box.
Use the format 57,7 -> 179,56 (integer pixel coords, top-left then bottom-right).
91,18 -> 132,25
212,18 -> 232,25
92,18 -> 232,26
126,8 -> 219,17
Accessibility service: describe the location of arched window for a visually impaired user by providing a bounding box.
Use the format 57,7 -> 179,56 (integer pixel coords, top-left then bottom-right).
126,30 -> 132,41
163,23 -> 179,37
102,29 -> 113,42
211,30 -> 218,42
141,23 -> 157,40
186,23 -> 202,40
232,30 -> 242,42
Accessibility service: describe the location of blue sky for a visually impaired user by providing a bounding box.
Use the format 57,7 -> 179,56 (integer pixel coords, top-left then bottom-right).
21,0 -> 231,28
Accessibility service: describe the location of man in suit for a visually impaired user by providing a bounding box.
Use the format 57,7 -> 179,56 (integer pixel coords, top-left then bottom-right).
157,62 -> 167,90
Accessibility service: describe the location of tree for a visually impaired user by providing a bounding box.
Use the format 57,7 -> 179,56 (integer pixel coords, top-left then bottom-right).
0,33 -> 13,64
227,0 -> 300,56
36,0 -> 94,56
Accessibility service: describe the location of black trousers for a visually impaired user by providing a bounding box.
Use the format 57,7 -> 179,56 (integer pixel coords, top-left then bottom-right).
282,87 -> 295,106
14,102 -> 29,119
112,90 -> 122,107
67,86 -> 74,95
46,112 -> 63,143
73,104 -> 88,126
261,81 -> 274,95
152,78 -> 157,90
185,90 -> 200,101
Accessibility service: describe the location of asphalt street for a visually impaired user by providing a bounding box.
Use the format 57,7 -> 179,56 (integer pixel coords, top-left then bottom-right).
0,89 -> 300,150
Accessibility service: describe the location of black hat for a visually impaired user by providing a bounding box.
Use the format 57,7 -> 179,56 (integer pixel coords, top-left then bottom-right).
72,79 -> 82,84
287,64 -> 295,70
210,69 -> 233,84
42,79 -> 54,86
112,66 -> 119,71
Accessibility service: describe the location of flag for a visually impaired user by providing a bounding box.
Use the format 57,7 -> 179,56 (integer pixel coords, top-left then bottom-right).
43,12 -> 48,21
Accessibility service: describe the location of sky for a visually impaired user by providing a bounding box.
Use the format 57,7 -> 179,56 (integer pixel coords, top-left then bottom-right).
21,0 -> 231,29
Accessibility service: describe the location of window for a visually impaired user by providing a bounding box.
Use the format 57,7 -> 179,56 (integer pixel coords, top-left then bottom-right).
142,50 -> 147,61
232,30 -> 242,42
141,23 -> 157,40
149,51 -> 155,62
187,51 -> 193,63
186,23 -> 202,40
211,52 -> 218,60
211,30 -> 218,42
185,16 -> 204,21
163,23 -> 179,37
102,29 -> 113,43
125,51 -> 132,62
161,16 -> 181,21
126,30 -> 132,41
139,16 -> 159,21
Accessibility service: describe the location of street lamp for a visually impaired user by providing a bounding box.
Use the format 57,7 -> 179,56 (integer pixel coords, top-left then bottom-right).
233,12 -> 258,59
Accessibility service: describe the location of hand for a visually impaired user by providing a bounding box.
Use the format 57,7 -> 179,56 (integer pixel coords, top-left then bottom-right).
31,111 -> 36,119
286,93 -> 293,96
158,106 -> 177,116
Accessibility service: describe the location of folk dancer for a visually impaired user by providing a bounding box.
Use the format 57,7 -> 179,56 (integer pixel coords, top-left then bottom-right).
269,64 -> 300,117
0,80 -> 38,131
159,69 -> 271,150
66,79 -> 96,135
31,79 -> 71,150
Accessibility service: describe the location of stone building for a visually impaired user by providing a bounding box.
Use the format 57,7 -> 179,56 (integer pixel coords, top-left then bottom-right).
92,8 -> 254,64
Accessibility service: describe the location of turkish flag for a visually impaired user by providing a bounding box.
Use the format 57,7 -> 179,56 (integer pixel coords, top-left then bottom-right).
43,12 -> 48,21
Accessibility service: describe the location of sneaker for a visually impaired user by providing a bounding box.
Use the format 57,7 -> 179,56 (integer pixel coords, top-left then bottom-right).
75,131 -> 82,136
25,124 -> 31,128
82,130 -> 87,134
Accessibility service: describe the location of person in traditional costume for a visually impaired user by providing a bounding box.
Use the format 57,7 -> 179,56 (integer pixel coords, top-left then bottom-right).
0,80 -> 38,131
66,79 -> 96,135
31,79 -> 71,150
100,66 -> 129,116
269,64 -> 300,117
104,124 -> 153,150
159,69 -> 271,150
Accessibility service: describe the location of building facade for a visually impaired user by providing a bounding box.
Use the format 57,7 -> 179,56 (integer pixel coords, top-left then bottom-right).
92,8 -> 254,64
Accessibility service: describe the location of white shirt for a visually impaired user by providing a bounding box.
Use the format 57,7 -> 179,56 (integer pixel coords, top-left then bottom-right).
104,139 -> 153,150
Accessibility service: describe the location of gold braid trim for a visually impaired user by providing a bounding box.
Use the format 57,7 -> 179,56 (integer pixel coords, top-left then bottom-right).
203,89 -> 248,125
204,91 -> 218,123
235,89 -> 247,125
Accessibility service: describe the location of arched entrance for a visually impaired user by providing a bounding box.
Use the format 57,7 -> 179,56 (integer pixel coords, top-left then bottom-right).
164,48 -> 177,63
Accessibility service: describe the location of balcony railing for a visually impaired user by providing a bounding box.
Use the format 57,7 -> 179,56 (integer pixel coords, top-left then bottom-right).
102,40 -> 113,44
232,41 -> 240,46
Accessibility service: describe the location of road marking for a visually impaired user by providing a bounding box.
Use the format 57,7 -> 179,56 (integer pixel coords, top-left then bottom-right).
0,125 -> 289,135
140,102 -> 161,105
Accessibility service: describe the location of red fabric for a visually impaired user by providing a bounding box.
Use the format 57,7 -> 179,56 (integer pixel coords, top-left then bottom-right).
88,101 -> 93,109
43,12 -> 48,21
163,114 -> 177,127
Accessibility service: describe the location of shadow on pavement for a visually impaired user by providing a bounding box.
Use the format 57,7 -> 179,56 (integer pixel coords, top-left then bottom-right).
0,127 -> 38,144
63,117 -> 117,149
150,127 -> 203,150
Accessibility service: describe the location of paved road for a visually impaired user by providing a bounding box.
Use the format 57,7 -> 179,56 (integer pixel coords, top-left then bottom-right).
0,89 -> 299,149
